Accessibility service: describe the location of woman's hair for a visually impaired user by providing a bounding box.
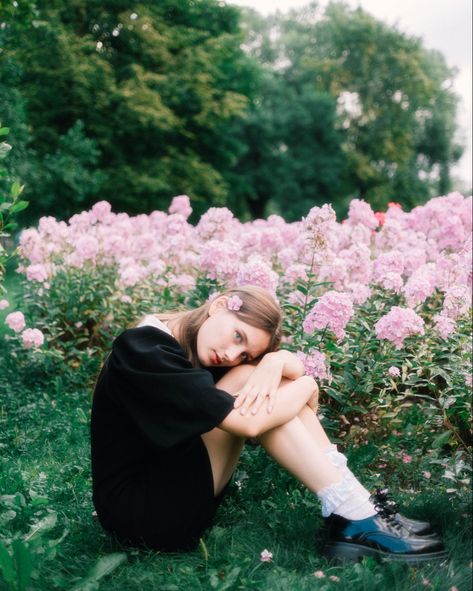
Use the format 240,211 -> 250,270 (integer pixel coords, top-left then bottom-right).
137,286 -> 282,367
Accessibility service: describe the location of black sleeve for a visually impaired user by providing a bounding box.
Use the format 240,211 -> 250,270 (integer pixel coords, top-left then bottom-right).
104,326 -> 236,449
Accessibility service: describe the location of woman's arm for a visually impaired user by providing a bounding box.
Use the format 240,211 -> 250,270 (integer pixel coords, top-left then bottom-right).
218,375 -> 318,438
234,350 -> 305,415
264,350 -> 305,380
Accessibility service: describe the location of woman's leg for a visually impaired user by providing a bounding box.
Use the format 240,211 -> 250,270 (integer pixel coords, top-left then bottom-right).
257,415 -> 342,492
201,365 -> 253,496
202,365 -> 342,496
296,404 -> 332,449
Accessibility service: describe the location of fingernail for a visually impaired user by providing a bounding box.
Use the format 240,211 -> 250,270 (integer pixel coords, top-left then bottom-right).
252,408 -> 257,415
240,409 -> 246,415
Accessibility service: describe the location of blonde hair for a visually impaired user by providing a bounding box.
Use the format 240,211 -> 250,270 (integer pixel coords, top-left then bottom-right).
136,286 -> 282,367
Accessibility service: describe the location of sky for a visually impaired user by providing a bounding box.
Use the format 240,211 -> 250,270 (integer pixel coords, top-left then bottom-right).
228,0 -> 472,190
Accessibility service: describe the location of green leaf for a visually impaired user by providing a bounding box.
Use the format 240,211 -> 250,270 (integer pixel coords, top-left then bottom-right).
0,142 -> 12,159
71,553 -> 127,591
0,127 -> 10,136
24,512 -> 57,542
325,387 -> 346,404
343,365 -> 357,389
10,200 -> 28,214
11,539 -> 35,591
10,183 -> 24,199
432,430 -> 452,449
0,542 -> 15,585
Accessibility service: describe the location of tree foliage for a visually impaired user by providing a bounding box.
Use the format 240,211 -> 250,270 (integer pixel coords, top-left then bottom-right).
0,0 -> 464,223
239,2 -> 462,214
1,0 -> 258,222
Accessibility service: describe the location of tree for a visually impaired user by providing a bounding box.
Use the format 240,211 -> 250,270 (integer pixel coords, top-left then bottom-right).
224,7 -> 347,220
236,2 -> 463,213
1,0 -> 259,222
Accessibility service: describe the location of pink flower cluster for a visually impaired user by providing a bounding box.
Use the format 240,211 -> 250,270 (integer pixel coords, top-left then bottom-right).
4,311 -> 45,349
375,306 -> 425,349
296,349 -> 332,384
303,291 -> 354,341
11,191 -> 471,356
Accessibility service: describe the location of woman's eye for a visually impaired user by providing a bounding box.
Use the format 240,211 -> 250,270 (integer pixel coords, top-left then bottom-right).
235,331 -> 243,342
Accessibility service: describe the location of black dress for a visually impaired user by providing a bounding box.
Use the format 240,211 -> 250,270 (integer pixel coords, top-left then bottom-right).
90,325 -> 236,551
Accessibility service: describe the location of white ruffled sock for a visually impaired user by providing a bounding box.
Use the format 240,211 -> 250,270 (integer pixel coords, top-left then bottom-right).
316,444 -> 376,520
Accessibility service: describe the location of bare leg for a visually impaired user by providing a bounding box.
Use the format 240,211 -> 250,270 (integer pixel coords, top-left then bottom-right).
257,416 -> 341,492
203,366 -> 342,496
201,365 -> 253,496
297,404 -> 332,449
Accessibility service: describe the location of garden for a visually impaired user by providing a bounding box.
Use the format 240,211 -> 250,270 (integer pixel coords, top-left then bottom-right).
0,187 -> 471,590
0,1 -> 471,589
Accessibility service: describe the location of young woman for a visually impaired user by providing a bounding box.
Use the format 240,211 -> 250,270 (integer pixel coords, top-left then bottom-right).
91,286 -> 446,562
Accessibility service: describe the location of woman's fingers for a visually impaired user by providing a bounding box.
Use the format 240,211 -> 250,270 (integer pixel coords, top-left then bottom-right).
250,391 -> 269,415
239,386 -> 264,415
266,388 -> 278,413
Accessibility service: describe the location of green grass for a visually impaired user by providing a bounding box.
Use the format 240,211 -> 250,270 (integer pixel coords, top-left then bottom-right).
0,356 -> 471,591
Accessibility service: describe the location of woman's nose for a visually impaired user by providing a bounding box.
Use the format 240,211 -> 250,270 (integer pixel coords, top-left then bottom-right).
225,346 -> 243,363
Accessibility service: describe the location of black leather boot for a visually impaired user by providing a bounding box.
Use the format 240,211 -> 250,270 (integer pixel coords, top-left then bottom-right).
371,488 -> 436,537
321,511 -> 448,564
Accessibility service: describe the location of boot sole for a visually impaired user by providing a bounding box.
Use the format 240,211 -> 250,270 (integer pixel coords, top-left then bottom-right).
324,542 -> 449,565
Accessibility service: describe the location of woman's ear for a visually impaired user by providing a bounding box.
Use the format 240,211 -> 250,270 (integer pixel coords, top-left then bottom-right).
208,296 -> 228,316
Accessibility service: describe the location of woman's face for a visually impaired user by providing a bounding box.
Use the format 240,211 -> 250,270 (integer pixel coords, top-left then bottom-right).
197,298 -> 272,368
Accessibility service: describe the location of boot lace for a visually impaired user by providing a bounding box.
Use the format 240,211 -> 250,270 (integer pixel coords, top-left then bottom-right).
372,488 -> 403,531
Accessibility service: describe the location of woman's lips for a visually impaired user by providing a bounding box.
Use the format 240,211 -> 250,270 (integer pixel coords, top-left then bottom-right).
211,350 -> 221,365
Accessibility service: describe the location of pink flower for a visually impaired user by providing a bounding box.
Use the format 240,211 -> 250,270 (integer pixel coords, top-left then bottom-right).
170,274 -> 196,294
21,328 -> 45,349
196,207 -> 234,241
26,263 -> 49,283
0,299 -> 9,310
347,283 -> 372,305
329,575 -> 340,582
5,311 -> 26,332
347,199 -> 379,229
283,264 -> 308,285
303,203 -> 337,249
118,265 -> 147,288
168,195 -> 192,220
259,549 -> 273,562
199,240 -> 241,283
73,235 -> 99,261
402,454 -> 412,464
303,291 -> 354,341
403,265 -> 436,307
296,350 -> 332,384
120,295 -> 132,304
91,200 -> 112,222
379,272 -> 404,293
227,295 -> 243,311
388,366 -> 400,378
442,285 -> 470,319
433,314 -> 456,340
236,256 -> 279,294
313,570 -> 325,578
374,211 -> 386,226
375,306 -> 425,349
422,471 -> 431,479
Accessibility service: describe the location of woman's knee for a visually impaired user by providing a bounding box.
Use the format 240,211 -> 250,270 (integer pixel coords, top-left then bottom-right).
215,364 -> 255,394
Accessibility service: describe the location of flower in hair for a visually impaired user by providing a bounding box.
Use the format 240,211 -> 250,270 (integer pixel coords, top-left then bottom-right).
227,295 -> 243,311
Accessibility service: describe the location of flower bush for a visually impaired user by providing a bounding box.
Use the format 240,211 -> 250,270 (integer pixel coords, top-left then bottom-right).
3,192 -> 472,478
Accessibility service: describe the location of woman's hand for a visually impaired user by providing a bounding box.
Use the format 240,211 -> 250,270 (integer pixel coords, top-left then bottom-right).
233,352 -> 284,415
